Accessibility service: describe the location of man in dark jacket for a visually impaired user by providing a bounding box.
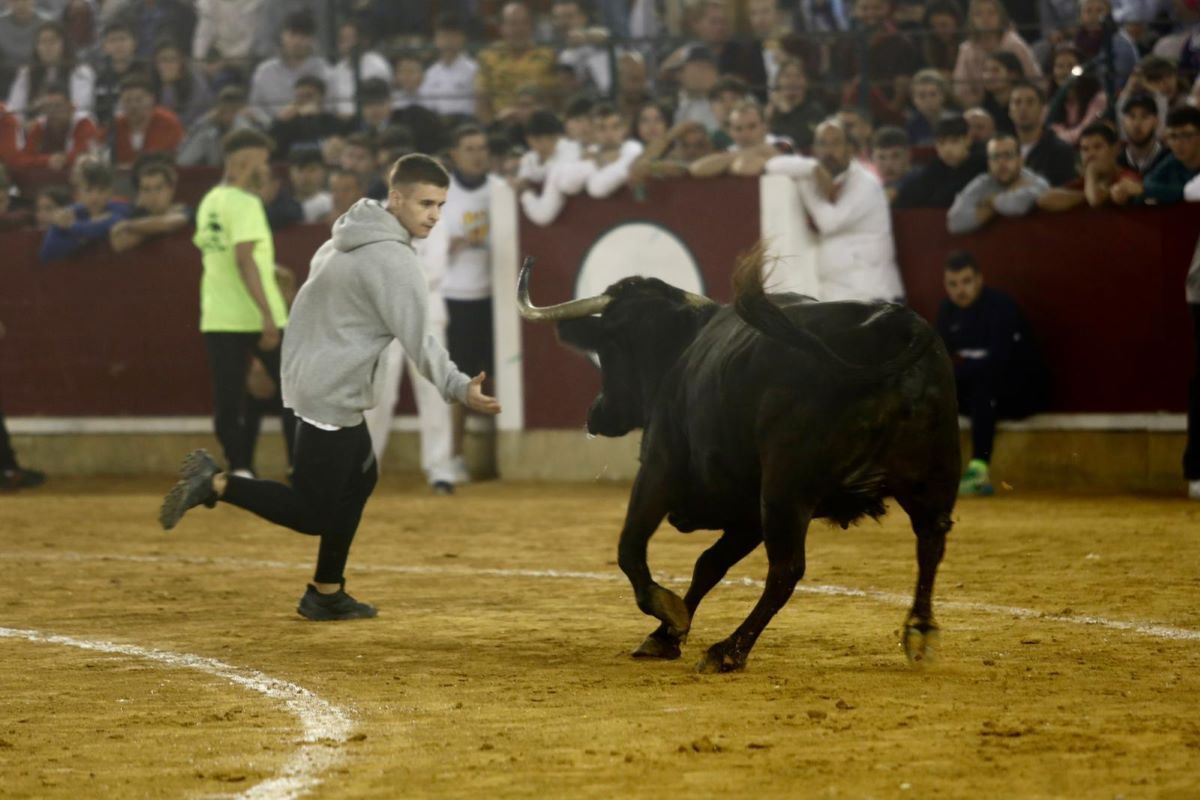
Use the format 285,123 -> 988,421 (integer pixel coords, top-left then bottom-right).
894,115 -> 986,208
1009,81 -> 1077,186
937,250 -> 1048,496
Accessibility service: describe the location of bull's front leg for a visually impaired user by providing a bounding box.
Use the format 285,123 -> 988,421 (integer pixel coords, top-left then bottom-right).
617,469 -> 689,644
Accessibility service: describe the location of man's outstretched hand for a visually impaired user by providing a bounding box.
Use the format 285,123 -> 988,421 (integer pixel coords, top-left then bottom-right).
466,372 -> 502,415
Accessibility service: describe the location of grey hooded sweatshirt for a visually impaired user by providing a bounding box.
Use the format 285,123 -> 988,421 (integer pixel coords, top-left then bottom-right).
282,199 -> 471,427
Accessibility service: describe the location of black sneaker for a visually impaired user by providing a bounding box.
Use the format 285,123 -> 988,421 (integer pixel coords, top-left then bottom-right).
297,583 -> 378,621
431,480 -> 455,496
159,449 -> 219,531
1,468 -> 47,490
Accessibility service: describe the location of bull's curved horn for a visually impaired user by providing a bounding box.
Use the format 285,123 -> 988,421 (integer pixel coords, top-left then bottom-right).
517,256 -> 612,322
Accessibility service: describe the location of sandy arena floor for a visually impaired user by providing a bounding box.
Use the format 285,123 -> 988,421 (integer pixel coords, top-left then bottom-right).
1,476 -> 1199,799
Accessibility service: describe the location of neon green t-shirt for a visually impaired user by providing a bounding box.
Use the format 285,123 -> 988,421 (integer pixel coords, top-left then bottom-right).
193,184 -> 289,332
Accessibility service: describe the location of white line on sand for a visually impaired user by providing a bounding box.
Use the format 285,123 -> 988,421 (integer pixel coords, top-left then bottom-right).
0,626 -> 352,800
6,550 -> 1200,643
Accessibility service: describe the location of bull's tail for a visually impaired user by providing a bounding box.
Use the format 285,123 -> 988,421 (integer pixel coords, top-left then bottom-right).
731,243 -> 934,380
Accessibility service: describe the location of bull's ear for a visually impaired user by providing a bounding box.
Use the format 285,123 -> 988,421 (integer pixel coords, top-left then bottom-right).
557,317 -> 606,352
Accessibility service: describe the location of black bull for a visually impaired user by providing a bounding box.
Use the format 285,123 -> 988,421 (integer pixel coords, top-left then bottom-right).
517,247 -> 961,673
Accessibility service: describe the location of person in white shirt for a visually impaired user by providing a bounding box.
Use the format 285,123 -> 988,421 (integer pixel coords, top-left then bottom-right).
747,119 -> 905,302
519,109 -> 588,225
420,12 -> 478,118
441,124 -> 498,475
689,99 -> 786,178
326,17 -> 391,118
584,102 -> 644,198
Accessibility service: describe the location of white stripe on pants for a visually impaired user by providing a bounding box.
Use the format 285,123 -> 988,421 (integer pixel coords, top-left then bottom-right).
363,327 -> 455,485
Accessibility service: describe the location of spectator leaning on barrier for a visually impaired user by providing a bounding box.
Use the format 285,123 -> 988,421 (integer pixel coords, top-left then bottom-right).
708,75 -> 753,150
1009,81 -> 1078,187
474,1 -> 556,124
1038,121 -> 1140,210
39,156 -> 131,261
32,183 -> 70,229
249,11 -> 329,121
937,250 -> 1047,497
109,157 -> 189,252
628,118 -> 714,188
947,132 -> 1050,234
1116,92 -> 1168,176
582,102 -> 645,197
420,12 -> 477,119
192,128 -> 295,477
895,114 -> 988,208
1118,106 -> 1200,205
757,119 -> 905,303
19,83 -> 100,169
766,58 -> 825,152
111,73 -> 185,166
690,99 -> 781,178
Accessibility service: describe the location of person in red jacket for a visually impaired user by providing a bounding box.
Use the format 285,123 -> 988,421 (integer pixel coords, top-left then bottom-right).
19,83 -> 101,169
0,102 -> 21,167
110,73 -> 183,165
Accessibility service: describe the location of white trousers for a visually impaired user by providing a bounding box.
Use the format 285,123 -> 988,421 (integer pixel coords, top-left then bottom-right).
363,326 -> 456,485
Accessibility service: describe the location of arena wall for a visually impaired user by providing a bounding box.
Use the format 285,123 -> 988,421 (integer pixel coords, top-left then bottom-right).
2,176 -> 1197,490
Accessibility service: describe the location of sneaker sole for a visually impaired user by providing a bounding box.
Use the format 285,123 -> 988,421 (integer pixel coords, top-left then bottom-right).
296,603 -> 379,621
159,450 -> 217,531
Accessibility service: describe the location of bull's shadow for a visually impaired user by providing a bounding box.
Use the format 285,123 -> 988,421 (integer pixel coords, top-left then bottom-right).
518,245 -> 961,673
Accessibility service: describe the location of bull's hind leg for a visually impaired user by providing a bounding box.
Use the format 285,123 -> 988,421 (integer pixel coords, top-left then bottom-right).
893,491 -> 954,665
633,527 -> 760,660
696,498 -> 811,674
617,468 -> 690,641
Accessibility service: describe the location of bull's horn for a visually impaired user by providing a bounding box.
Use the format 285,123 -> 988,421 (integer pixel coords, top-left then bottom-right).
682,290 -> 716,308
517,256 -> 612,322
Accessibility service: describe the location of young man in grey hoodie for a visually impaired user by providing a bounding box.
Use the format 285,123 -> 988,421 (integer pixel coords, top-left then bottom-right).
159,154 -> 501,621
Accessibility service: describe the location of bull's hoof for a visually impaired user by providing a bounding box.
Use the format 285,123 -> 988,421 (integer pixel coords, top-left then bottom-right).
646,585 -> 690,638
901,623 -> 940,666
631,631 -> 682,660
696,642 -> 746,674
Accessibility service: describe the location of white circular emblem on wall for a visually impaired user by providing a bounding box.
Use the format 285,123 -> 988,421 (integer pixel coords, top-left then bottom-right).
574,222 -> 705,300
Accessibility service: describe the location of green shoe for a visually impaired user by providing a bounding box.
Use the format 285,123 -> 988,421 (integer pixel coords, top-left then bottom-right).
958,459 -> 994,497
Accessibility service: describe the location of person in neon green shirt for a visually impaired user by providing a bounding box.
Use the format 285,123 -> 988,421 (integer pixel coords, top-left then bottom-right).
193,128 -> 295,476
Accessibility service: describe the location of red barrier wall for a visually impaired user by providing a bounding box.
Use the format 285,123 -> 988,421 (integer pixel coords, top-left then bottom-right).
2,182 -> 1197,421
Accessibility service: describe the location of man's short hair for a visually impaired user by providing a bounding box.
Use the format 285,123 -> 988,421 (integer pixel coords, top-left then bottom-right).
709,75 -> 749,101
1079,121 -> 1118,145
564,94 -> 594,119
1121,92 -> 1158,117
434,11 -> 466,33
283,10 -> 317,36
1137,55 -> 1177,82
450,123 -> 487,148
102,20 -> 134,38
488,132 -> 514,157
684,45 -> 717,67
988,131 -> 1019,149
289,145 -> 325,168
934,115 -> 969,139
1166,106 -> 1200,130
222,128 -> 275,156
343,131 -> 378,154
77,158 -> 114,189
136,159 -> 178,188
1009,80 -> 1044,104
217,84 -> 247,106
295,74 -> 326,95
838,104 -> 874,125
945,250 -> 980,273
527,110 -> 564,137
330,166 -> 367,190
871,125 -> 910,151
119,74 -> 154,96
590,101 -> 619,120
912,68 -> 948,94
388,153 -> 450,189
358,77 -> 391,105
